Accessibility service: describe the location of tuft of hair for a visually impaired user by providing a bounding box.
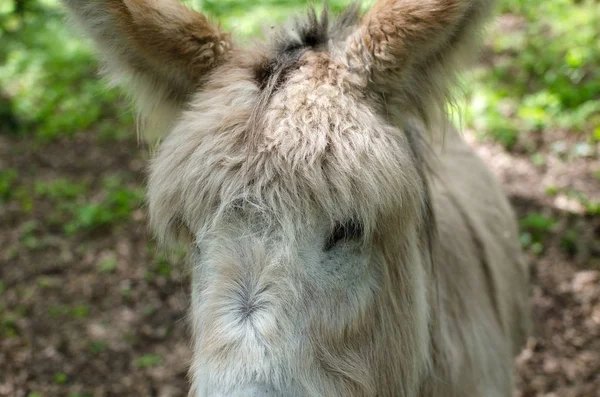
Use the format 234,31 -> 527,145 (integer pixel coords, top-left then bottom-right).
256,4 -> 362,87
250,4 -> 362,140
274,4 -> 361,54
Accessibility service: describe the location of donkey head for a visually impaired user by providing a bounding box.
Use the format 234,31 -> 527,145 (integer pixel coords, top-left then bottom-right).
64,0 -> 494,395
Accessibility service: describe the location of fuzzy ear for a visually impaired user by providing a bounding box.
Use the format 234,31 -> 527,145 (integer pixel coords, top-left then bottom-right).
62,0 -> 232,141
346,0 -> 494,123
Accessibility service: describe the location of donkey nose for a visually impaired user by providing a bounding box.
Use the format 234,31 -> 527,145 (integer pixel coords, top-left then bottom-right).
218,384 -> 281,397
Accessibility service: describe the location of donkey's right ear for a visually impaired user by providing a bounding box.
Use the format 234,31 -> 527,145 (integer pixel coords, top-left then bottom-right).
62,0 -> 232,141
344,0 -> 494,123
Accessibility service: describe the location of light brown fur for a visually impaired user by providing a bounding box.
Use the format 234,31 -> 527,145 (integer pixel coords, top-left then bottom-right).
63,0 -> 231,141
62,1 -> 531,396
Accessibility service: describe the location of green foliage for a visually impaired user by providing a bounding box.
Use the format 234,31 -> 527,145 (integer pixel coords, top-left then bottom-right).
48,303 -> 89,319
36,276 -> 60,289
185,0 -> 365,38
135,354 -> 162,368
1,316 -> 19,338
54,372 -> 68,385
71,304 -> 90,318
97,255 -> 118,274
35,178 -> 88,201
20,220 -> 41,250
0,168 -> 18,201
32,175 -> 143,235
90,340 -> 108,354
520,213 -> 557,234
464,0 -> 600,149
0,1 -> 131,140
519,213 -> 557,254
153,255 -> 173,278
63,177 -> 143,235
566,189 -> 600,216
561,228 -> 579,256
145,248 -> 186,281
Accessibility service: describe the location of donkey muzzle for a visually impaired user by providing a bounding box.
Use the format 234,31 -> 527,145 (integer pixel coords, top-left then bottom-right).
211,384 -> 282,397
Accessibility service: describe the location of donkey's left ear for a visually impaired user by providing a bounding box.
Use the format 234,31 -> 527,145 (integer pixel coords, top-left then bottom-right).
62,0 -> 232,142
346,0 -> 494,116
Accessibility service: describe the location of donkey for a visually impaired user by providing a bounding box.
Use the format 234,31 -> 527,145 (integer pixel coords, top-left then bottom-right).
62,0 -> 531,396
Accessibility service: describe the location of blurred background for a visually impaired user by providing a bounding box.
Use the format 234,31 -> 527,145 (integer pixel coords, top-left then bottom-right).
0,0 -> 598,396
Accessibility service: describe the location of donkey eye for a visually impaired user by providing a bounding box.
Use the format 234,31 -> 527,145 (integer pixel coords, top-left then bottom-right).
324,220 -> 364,251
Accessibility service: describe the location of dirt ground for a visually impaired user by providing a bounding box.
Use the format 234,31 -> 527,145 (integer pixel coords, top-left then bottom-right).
0,129 -> 598,396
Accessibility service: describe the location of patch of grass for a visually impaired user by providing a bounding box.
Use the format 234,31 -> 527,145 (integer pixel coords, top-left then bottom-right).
464,0 -> 600,150
31,175 -> 143,235
566,189 -> 600,216
71,304 -> 90,319
531,153 -> 546,167
584,201 -> 600,216
545,185 -> 559,197
539,186 -> 600,216
135,354 -> 162,369
90,340 -> 108,354
519,213 -> 557,255
142,305 -> 158,317
145,247 -> 186,281
64,176 -> 144,235
48,304 -> 70,319
1,315 -> 19,338
97,120 -> 133,142
520,213 -> 557,234
21,234 -> 40,249
120,285 -> 132,299
35,178 -> 88,201
123,331 -> 139,346
146,254 -> 174,281
20,220 -> 41,250
561,229 -> 579,256
54,372 -> 68,385
154,256 -> 173,277
35,178 -> 88,228
48,304 -> 90,319
13,186 -> 34,213
97,255 -> 118,274
36,276 -> 61,289
0,168 -> 18,202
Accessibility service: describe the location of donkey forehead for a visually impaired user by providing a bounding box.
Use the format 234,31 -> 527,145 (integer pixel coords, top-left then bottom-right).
150,52 -> 423,240
197,48 -> 384,160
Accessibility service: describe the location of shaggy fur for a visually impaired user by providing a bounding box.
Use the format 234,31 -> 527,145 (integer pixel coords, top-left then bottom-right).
62,1 -> 531,396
